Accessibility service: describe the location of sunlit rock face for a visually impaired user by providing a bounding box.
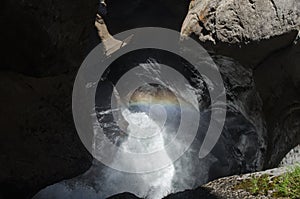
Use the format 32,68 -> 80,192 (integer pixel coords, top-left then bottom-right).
181,0 -> 300,67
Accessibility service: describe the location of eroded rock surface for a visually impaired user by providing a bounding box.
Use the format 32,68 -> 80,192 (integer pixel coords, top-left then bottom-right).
181,0 -> 300,66
255,42 -> 300,168
182,0 -> 300,44
182,0 -> 300,170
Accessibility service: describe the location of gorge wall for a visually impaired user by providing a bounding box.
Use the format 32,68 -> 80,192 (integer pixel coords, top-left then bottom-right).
0,0 -> 299,198
181,0 -> 300,169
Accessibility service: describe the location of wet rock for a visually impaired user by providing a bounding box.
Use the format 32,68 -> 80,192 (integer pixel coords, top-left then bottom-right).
210,55 -> 267,173
254,42 -> 300,168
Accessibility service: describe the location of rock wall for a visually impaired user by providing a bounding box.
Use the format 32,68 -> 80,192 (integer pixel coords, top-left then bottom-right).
181,0 -> 300,169
255,42 -> 300,168
0,0 -> 191,198
0,72 -> 92,199
1,0 -> 97,76
1,0 -> 300,198
0,0 -> 97,198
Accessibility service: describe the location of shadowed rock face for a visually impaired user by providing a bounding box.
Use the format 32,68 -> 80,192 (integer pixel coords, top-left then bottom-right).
104,0 -> 190,34
0,0 -> 97,198
254,42 -> 300,168
1,0 -> 97,76
107,193 -> 141,199
1,0 -> 300,198
107,187 -> 221,199
181,0 -> 300,170
1,1 -> 192,198
0,72 -> 93,199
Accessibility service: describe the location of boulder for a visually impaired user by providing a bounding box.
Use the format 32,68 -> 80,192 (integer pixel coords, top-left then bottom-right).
181,0 -> 300,67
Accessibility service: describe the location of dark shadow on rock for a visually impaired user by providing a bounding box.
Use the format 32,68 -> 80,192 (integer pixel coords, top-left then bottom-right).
254,41 -> 300,169
106,187 -> 223,199
164,187 -> 222,199
105,0 -> 190,34
107,192 -> 141,199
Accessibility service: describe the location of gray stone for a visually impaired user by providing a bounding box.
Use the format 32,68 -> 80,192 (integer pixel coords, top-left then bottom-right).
280,145 -> 300,167
254,42 -> 300,168
181,0 -> 300,67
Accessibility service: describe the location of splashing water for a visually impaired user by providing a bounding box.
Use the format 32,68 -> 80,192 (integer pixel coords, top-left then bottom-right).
97,107 -> 176,199
33,58 -> 260,199
32,59 -> 210,199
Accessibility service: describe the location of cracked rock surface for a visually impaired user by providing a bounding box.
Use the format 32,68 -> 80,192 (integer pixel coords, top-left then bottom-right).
182,0 -> 300,44
181,0 -> 300,67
